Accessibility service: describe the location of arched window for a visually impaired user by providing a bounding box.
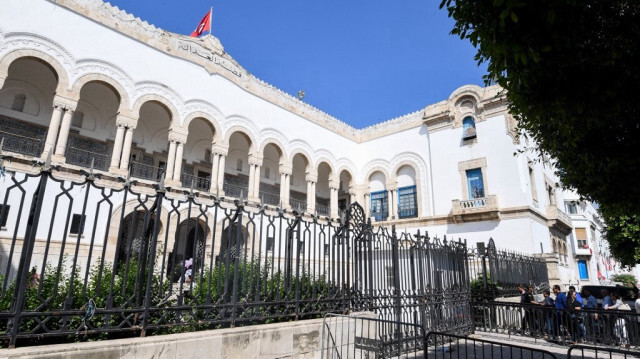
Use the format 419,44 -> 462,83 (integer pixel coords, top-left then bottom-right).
11,93 -> 26,112
462,116 -> 477,140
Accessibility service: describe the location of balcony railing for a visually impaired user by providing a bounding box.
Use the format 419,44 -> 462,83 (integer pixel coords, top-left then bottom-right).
546,205 -> 572,232
223,182 -> 248,199
130,162 -> 164,182
290,198 -> 307,212
316,203 -> 330,216
451,195 -> 499,222
181,173 -> 210,191
65,147 -> 110,171
260,190 -> 280,206
0,131 -> 43,157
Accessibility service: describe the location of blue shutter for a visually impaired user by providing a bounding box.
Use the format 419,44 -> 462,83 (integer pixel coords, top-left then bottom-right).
578,260 -> 589,280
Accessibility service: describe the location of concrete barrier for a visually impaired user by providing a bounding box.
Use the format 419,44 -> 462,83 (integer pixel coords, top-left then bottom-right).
0,318 -> 328,359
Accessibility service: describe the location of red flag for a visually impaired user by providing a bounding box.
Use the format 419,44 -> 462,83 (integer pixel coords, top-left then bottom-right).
190,9 -> 212,37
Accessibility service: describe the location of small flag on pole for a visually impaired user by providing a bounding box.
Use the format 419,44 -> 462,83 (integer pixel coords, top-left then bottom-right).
190,8 -> 212,37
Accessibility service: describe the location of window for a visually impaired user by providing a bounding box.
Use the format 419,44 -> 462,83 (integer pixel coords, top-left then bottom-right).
565,201 -> 577,214
462,116 -> 477,140
264,167 -> 270,179
546,183 -> 556,205
370,190 -> 388,221
578,260 -> 589,280
11,93 -> 26,112
465,168 -> 485,199
528,166 -> 538,203
0,204 -> 9,227
575,228 -> 588,248
236,159 -> 243,171
397,185 -> 417,219
590,228 -> 597,243
71,111 -> 84,128
70,214 -> 86,235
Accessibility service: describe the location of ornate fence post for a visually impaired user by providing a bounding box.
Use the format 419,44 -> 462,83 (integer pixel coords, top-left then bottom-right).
230,199 -> 245,328
9,168 -> 51,348
140,176 -> 165,337
390,225 -> 402,334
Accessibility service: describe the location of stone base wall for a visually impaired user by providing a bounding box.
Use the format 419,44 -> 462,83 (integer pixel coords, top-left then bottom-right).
0,317 -> 334,359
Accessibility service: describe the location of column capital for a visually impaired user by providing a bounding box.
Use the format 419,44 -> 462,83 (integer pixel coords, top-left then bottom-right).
279,164 -> 293,176
116,114 -> 137,129
305,171 -> 318,183
329,177 -> 340,190
386,181 -> 399,191
53,95 -> 77,112
211,143 -> 229,156
168,128 -> 188,143
248,154 -> 263,166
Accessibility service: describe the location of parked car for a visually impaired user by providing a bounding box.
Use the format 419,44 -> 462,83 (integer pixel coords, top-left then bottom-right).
580,284 -> 639,308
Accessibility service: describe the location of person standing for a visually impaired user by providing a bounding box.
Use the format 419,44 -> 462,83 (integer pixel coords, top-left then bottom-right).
583,289 -> 597,309
567,291 -> 586,344
552,284 -> 567,340
582,288 -> 599,340
569,286 -> 583,305
542,290 -> 555,338
605,292 -> 629,347
518,284 -> 534,334
602,289 -> 613,308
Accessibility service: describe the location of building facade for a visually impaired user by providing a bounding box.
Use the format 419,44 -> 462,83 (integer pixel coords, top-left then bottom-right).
0,0 -> 617,288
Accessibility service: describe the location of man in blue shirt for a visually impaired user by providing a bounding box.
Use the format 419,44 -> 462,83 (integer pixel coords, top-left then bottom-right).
602,289 -> 613,308
552,284 -> 567,340
583,289 -> 597,309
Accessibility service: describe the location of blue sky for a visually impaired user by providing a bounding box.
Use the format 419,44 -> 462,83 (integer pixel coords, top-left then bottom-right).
107,0 -> 487,128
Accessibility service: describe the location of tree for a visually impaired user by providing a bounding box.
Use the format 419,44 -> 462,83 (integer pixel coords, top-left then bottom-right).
439,0 -> 640,217
602,208 -> 640,267
611,273 -> 638,287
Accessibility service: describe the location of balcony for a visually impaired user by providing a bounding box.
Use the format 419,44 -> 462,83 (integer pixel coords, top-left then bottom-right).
574,243 -> 593,257
260,190 -> 280,206
181,173 -> 210,191
0,130 -> 43,158
66,147 -> 110,171
546,205 -> 573,234
223,182 -> 248,199
130,161 -> 164,182
290,198 -> 307,213
451,195 -> 499,222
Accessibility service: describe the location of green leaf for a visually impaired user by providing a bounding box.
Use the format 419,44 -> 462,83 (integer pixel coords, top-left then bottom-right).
511,11 -> 518,23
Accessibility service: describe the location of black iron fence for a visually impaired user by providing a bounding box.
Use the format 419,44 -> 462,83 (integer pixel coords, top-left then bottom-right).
475,302 -> 640,348
0,168 -> 471,348
426,331 -> 558,359
567,344 -> 640,359
468,238 -> 549,300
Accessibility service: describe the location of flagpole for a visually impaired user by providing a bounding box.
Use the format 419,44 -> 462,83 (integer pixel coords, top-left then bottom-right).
209,6 -> 213,36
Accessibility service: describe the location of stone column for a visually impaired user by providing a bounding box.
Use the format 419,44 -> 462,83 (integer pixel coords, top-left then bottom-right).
119,126 -> 135,171
54,105 -> 76,159
42,103 -> 63,159
305,171 -> 318,213
349,187 -> 357,206
109,124 -> 126,170
217,154 -> 226,193
247,155 -> 263,202
279,164 -> 292,210
209,150 -> 220,193
364,193 -> 370,218
165,140 -> 177,180
329,177 -> 340,218
210,144 -> 228,195
172,142 -> 184,182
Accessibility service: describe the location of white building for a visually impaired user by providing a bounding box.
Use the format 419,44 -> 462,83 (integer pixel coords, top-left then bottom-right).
0,0 -> 616,288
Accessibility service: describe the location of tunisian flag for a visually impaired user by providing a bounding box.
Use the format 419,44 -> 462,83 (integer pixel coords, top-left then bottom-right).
190,9 -> 212,37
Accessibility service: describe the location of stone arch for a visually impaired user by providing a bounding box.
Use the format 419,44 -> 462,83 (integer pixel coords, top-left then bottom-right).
182,111 -> 223,143
0,50 -> 70,92
132,94 -> 180,128
70,73 -> 131,112
288,148 -> 314,170
224,126 -> 257,153
258,138 -> 287,163
362,165 -> 391,185
316,159 -> 335,178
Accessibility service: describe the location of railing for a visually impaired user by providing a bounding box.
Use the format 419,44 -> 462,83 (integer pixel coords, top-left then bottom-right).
223,182 -> 248,199
65,147 -> 110,170
0,169 -> 471,348
475,301 -> 640,348
568,344 -> 640,359
0,131 -> 43,157
181,173 -> 210,191
316,203 -> 330,216
260,190 -> 280,206
130,161 -> 163,181
290,197 -> 307,212
426,331 -> 558,359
